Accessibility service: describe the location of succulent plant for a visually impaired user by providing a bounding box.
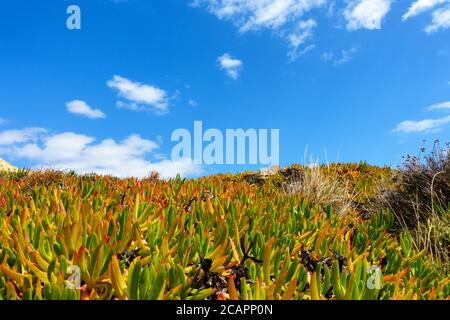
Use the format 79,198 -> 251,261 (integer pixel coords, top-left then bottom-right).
0,168 -> 448,300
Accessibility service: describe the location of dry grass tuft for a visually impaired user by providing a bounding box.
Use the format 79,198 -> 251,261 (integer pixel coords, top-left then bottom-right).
283,164 -> 354,215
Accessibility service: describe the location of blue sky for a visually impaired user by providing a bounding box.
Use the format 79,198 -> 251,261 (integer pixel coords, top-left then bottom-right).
0,0 -> 449,178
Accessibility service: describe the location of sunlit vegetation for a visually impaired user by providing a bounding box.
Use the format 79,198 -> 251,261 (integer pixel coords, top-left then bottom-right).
0,146 -> 449,300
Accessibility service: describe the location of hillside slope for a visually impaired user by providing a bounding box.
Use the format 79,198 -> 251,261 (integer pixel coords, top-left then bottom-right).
0,164 -> 448,300
0,159 -> 17,172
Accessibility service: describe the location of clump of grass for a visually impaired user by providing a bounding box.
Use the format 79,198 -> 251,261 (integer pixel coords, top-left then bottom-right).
412,205 -> 450,275
8,168 -> 31,181
283,163 -> 354,215
321,162 -> 396,219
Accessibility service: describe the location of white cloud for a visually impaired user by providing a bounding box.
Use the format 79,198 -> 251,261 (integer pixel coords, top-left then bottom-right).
425,5 -> 450,33
107,75 -> 171,114
326,1 -> 337,17
193,1 -> 391,60
290,44 -> 316,60
0,128 -> 201,178
427,101 -> 450,111
148,158 -> 201,178
334,46 -> 359,65
193,0 -> 326,60
218,53 -> 243,79
188,99 -> 198,107
393,100 -> 450,133
287,19 -> 317,60
194,0 -> 326,31
116,101 -> 144,112
392,115 -> 450,133
344,0 -> 392,31
402,0 -> 448,21
321,52 -> 334,61
0,128 -> 47,145
239,0 -> 325,32
66,100 -> 106,119
321,46 -> 359,65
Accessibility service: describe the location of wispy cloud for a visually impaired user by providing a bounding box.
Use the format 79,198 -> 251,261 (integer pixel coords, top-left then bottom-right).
335,47 -> 359,65
218,53 -> 243,80
188,99 -> 198,107
193,0 -> 326,32
343,0 -> 392,31
193,1 -> 393,60
287,19 -> 317,60
290,44 -> 316,61
0,128 -> 47,145
321,52 -> 334,61
66,100 -> 106,119
0,128 -> 202,178
192,0 -> 326,60
402,0 -> 448,21
425,5 -> 450,33
392,116 -> 450,133
393,100 -> 450,133
427,101 -> 450,111
0,118 -> 5,126
116,101 -> 144,112
107,75 -> 171,114
321,46 -> 359,65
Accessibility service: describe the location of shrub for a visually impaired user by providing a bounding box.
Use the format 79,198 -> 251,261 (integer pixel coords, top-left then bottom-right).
384,141 -> 450,228
380,141 -> 450,273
